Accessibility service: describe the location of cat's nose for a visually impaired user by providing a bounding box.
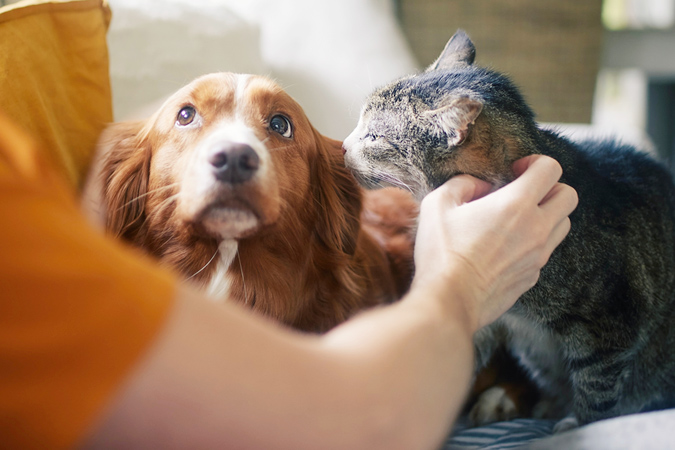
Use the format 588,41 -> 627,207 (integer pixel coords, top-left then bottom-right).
342,130 -> 358,155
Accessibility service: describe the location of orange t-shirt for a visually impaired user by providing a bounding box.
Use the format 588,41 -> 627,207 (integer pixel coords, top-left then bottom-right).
0,112 -> 176,448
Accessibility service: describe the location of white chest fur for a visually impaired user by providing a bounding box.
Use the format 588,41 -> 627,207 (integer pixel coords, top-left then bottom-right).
205,240 -> 238,301
500,312 -> 572,408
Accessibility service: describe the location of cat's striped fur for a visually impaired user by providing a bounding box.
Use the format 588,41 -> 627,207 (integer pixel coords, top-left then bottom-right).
343,30 -> 675,427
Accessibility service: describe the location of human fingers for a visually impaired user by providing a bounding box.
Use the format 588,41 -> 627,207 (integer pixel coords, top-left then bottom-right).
428,174 -> 493,208
511,154 -> 559,178
542,217 -> 572,261
507,155 -> 563,204
539,182 -> 578,217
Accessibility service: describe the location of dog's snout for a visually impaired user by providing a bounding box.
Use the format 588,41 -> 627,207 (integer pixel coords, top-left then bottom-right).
209,142 -> 260,184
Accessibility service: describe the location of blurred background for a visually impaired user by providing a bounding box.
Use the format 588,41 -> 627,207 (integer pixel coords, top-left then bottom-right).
4,0 -> 673,172
396,0 -> 675,172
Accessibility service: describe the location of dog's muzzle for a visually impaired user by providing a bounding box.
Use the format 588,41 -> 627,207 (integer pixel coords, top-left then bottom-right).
209,142 -> 260,184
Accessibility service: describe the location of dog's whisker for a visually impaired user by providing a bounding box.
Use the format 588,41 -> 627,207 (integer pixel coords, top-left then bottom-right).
86,72 -> 421,340
311,195 -> 329,219
153,193 -> 180,216
236,251 -> 248,305
116,183 -> 180,211
186,247 -> 219,280
279,81 -> 298,91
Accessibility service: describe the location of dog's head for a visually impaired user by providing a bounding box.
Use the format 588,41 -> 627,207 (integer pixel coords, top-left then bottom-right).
84,73 -> 361,272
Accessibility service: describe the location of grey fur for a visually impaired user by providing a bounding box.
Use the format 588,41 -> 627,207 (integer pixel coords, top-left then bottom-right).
426,29 -> 476,72
344,30 -> 675,426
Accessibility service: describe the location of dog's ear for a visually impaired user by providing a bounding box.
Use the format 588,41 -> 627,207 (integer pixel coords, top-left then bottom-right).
426,29 -> 476,72
312,131 -> 362,257
83,120 -> 152,243
424,96 -> 483,147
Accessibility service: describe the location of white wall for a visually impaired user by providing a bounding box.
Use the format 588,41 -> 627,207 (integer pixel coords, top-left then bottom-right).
107,0 -> 419,140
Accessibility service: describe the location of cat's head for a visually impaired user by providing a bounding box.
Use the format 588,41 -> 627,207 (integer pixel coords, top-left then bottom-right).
343,30 -> 536,200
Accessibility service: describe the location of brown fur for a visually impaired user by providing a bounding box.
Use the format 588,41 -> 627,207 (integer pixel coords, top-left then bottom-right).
86,73 -> 417,332
451,116 -> 518,183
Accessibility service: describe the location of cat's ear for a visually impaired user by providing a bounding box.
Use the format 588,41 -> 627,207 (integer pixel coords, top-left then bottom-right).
424,97 -> 483,147
426,29 -> 476,72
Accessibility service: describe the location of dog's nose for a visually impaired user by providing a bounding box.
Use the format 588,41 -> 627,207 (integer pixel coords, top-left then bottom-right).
209,143 -> 260,184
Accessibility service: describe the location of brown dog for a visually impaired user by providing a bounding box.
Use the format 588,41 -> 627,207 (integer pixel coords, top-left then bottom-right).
83,73 -> 417,332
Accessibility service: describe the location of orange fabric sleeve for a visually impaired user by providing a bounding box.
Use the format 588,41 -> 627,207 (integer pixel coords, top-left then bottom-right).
0,112 -> 177,448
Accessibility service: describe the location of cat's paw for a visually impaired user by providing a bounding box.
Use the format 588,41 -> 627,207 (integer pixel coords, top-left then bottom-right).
469,386 -> 518,426
553,416 -> 579,434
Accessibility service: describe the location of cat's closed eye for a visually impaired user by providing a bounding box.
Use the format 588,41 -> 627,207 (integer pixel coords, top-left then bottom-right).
366,133 -> 387,142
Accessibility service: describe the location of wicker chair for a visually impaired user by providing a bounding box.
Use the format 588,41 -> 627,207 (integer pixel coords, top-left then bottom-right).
396,0 -> 604,124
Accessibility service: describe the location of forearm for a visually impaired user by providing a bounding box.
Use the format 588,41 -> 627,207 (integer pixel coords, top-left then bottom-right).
82,155 -> 577,450
318,279 -> 475,450
82,280 -> 475,450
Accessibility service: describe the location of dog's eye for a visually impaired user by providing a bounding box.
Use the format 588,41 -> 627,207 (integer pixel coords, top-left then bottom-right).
176,106 -> 196,126
269,114 -> 293,138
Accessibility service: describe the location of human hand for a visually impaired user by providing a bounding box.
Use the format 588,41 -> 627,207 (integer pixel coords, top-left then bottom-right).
412,155 -> 578,333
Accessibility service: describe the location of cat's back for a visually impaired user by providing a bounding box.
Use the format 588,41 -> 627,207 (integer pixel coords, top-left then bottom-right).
532,130 -> 675,322
541,131 -> 675,217
578,137 -> 674,193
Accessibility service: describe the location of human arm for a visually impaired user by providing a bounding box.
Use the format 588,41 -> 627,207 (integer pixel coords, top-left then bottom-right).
80,155 -> 577,450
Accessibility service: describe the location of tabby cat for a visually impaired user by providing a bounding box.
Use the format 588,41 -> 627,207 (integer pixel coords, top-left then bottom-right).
343,30 -> 675,428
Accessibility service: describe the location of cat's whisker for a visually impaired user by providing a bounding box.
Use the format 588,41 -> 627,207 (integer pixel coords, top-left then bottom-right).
373,170 -> 415,195
350,28 -> 675,425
